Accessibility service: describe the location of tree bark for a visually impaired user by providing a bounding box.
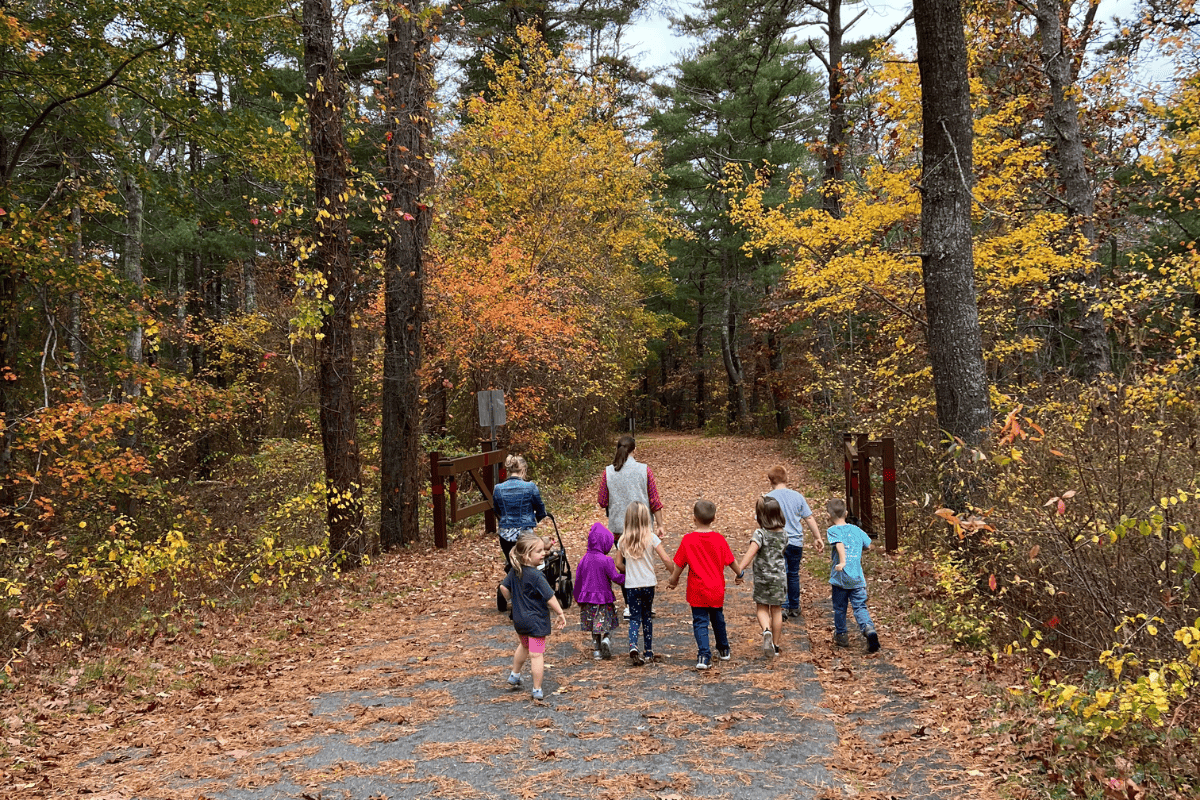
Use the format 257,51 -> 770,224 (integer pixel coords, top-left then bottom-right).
303,0 -> 370,559
380,0 -> 436,550
719,279 -> 748,427
766,330 -> 791,433
913,0 -> 992,502
1036,0 -> 1110,377
819,0 -> 845,218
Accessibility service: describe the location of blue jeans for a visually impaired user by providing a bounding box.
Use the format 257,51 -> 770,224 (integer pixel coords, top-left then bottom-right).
627,587 -> 655,653
831,585 -> 874,635
784,544 -> 803,611
690,606 -> 729,659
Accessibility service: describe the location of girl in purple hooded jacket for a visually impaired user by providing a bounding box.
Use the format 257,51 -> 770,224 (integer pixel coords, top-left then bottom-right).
574,522 -> 626,659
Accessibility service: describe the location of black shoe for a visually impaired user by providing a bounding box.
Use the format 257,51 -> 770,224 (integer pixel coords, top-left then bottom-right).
629,648 -> 644,666
865,628 -> 880,653
718,647 -> 731,661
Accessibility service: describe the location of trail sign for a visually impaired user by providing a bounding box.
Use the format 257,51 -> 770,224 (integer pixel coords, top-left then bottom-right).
477,390 -> 506,428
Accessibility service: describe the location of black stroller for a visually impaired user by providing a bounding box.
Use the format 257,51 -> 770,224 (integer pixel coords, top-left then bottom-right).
496,513 -> 574,612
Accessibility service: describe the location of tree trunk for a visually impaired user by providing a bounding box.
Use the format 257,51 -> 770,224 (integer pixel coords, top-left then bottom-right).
1036,0 -> 1110,377
380,0 -> 436,550
0,230 -> 18,500
69,185 -> 85,381
821,0 -> 845,218
913,0 -> 992,503
767,330 -> 791,433
694,287 -> 707,429
303,0 -> 370,559
719,280 -> 748,427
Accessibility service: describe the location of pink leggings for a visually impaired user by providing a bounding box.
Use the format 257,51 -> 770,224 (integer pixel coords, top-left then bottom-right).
519,635 -> 547,654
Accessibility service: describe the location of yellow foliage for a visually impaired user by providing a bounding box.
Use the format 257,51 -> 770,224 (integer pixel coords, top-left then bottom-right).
428,28 -> 675,453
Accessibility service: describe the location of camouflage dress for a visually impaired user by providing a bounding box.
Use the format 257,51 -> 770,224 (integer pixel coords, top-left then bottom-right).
750,527 -> 788,606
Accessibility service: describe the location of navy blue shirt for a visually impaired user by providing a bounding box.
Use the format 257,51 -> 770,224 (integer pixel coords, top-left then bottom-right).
492,477 -> 547,531
501,566 -> 555,637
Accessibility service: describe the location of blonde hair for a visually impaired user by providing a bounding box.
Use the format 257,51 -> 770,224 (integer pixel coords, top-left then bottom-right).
505,453 -> 527,476
621,501 -> 653,560
508,532 -> 541,576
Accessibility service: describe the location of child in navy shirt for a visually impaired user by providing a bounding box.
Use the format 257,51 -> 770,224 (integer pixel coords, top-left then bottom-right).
500,533 -> 568,700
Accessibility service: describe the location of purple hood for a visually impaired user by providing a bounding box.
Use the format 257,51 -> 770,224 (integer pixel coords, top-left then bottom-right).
574,522 -> 624,604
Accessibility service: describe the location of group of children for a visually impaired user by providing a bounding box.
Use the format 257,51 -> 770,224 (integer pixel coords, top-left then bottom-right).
499,466 -> 880,700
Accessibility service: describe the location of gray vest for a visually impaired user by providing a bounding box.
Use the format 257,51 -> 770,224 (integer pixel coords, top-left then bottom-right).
605,457 -> 651,534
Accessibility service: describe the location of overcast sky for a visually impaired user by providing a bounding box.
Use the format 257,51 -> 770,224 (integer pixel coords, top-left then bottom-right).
621,0 -> 1148,74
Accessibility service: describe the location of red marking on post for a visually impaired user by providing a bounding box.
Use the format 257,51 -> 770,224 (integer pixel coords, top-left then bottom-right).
883,469 -> 896,482
431,484 -> 444,495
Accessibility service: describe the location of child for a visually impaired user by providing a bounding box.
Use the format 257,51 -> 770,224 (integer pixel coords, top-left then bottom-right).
667,499 -> 741,670
573,522 -> 626,659
499,533 -> 568,700
826,498 -> 881,653
765,465 -> 824,619
735,496 -> 788,658
617,501 -> 673,665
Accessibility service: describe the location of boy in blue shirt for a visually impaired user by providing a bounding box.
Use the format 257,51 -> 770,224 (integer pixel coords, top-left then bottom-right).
826,498 -> 880,653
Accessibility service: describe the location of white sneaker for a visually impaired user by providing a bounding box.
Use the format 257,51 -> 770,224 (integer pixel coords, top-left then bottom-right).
600,636 -> 612,659
623,606 -> 631,620
762,629 -> 775,657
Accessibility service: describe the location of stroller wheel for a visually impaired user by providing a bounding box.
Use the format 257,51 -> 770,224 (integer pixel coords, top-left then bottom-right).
497,584 -> 508,613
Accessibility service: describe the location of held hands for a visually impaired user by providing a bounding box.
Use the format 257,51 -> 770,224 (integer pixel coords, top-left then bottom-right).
667,578 -> 678,590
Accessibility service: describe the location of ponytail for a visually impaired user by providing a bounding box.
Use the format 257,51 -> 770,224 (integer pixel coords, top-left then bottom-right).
612,434 -> 636,471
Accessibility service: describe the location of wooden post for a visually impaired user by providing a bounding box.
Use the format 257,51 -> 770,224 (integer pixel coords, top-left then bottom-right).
843,432 -> 855,518
856,432 -> 873,533
882,436 -> 898,552
430,451 -> 447,549
481,440 -> 497,535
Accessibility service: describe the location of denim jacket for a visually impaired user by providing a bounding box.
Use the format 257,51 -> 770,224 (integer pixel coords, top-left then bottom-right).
492,477 -> 547,532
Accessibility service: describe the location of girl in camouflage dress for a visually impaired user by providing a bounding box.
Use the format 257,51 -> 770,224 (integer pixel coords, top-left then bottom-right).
735,496 -> 789,657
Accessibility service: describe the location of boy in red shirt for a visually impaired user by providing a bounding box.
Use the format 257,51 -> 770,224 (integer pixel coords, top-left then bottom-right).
667,499 -> 742,669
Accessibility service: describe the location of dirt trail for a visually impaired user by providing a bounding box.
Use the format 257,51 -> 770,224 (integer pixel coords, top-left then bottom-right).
2,434 -> 1005,800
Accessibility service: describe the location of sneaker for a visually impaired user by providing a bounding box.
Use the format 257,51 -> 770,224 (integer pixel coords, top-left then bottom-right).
531,688 -> 544,701
717,647 -> 731,661
762,629 -> 775,656
593,650 -> 602,660
623,606 -> 631,620
507,671 -> 522,687
834,632 -> 851,648
600,636 -> 612,659
773,645 -> 781,655
650,609 -> 656,618
643,650 -> 655,662
629,648 -> 644,666
695,654 -> 712,670
865,627 -> 880,653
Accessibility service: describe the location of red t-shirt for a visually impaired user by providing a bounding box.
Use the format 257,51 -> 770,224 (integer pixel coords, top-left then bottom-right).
673,530 -> 735,608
